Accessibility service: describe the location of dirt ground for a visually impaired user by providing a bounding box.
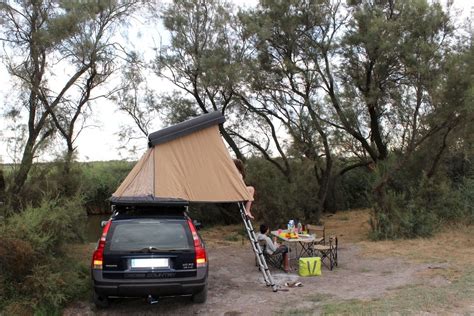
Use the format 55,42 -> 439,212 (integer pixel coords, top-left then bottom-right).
64,209 -> 474,315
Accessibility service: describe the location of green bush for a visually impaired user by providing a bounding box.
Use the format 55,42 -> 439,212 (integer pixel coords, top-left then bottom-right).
370,175 -> 472,240
23,260 -> 89,311
0,197 -> 89,313
246,158 -> 307,227
0,238 -> 35,282
188,158 -> 326,228
328,166 -> 373,211
369,191 -> 405,240
3,161 -> 133,214
188,203 -> 242,226
5,197 -> 87,253
461,177 -> 474,224
81,161 -> 133,214
398,202 -> 439,238
414,177 -> 463,223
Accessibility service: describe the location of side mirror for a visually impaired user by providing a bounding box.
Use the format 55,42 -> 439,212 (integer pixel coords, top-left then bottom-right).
193,220 -> 202,230
100,220 -> 109,228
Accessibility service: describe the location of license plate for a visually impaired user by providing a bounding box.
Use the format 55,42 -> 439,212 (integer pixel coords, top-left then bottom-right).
131,258 -> 169,268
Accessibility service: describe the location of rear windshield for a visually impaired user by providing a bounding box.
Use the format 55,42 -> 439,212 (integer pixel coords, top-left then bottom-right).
108,219 -> 192,252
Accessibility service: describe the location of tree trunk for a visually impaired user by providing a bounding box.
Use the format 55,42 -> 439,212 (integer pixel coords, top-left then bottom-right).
427,127 -> 452,178
0,167 -> 5,203
313,162 -> 333,222
306,101 -> 333,220
368,102 -> 388,160
323,176 -> 338,213
8,140 -> 36,204
61,142 -> 76,196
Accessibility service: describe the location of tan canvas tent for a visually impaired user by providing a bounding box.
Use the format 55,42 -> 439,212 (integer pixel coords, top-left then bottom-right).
111,111 -> 252,205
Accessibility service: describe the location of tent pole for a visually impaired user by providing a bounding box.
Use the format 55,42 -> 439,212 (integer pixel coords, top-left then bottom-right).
238,202 -> 277,292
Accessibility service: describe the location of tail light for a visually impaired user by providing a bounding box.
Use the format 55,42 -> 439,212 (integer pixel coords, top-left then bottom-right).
91,220 -> 112,270
188,219 -> 207,268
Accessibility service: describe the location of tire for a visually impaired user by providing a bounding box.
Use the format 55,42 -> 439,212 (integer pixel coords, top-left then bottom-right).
93,290 -> 110,308
192,284 -> 208,304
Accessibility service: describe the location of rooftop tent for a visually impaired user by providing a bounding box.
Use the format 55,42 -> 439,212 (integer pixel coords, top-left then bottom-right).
111,111 -> 278,292
111,111 -> 252,205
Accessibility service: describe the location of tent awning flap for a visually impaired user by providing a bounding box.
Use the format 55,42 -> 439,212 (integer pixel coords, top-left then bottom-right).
112,112 -> 252,204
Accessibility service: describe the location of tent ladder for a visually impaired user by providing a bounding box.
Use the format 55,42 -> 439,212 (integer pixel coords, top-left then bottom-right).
238,202 -> 277,292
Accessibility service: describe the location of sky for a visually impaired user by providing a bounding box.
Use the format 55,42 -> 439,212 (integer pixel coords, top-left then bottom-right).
0,0 -> 472,164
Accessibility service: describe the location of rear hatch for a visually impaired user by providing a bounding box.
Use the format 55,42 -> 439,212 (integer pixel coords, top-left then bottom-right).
102,218 -> 196,279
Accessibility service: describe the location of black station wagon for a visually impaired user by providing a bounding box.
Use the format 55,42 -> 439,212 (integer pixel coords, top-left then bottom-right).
91,205 -> 208,308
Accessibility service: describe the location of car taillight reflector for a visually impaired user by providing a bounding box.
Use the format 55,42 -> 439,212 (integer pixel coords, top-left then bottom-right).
91,220 -> 111,270
188,219 -> 207,268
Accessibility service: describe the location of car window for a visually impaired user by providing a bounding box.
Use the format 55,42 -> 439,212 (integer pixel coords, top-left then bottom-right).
108,219 -> 192,252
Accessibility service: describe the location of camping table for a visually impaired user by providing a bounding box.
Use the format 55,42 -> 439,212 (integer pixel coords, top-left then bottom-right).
271,231 -> 316,267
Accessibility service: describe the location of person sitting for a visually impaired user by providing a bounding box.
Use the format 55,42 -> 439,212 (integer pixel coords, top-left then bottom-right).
233,159 -> 255,219
256,224 -> 290,272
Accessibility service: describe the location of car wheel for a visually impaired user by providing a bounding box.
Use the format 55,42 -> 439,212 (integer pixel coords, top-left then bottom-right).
192,283 -> 208,303
93,290 -> 110,308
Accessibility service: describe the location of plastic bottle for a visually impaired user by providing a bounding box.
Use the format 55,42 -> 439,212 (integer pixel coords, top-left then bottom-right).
297,222 -> 302,234
288,220 -> 294,232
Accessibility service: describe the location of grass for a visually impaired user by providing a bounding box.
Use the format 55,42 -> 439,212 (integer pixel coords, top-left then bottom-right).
200,224 -> 247,247
275,209 -> 474,315
278,309 -> 320,316
212,210 -> 474,315
224,232 -> 240,242
358,224 -> 474,272
322,209 -> 474,285
329,210 -> 474,313
277,269 -> 474,315
337,215 -> 350,221
321,268 -> 474,315
321,209 -> 371,243
65,243 -> 97,301
309,293 -> 334,303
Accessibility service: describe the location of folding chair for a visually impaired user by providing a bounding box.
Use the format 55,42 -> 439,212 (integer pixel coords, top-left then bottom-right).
256,240 -> 286,272
313,236 -> 338,270
306,224 -> 325,245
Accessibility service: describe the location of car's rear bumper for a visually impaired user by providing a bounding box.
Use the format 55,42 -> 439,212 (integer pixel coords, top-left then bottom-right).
92,268 -> 208,297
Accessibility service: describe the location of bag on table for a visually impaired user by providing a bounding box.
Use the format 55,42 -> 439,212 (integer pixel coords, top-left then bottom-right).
298,257 -> 321,277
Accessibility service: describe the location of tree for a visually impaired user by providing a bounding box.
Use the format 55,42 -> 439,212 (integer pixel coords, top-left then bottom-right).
0,1 -> 139,200
237,0 -> 351,219
114,54 -> 198,158
156,0 -> 247,161
424,44 -> 474,179
0,167 -> 5,203
239,0 -> 468,225
338,0 -> 468,235
46,1 -> 138,184
113,52 -> 161,158
156,0 -> 298,181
